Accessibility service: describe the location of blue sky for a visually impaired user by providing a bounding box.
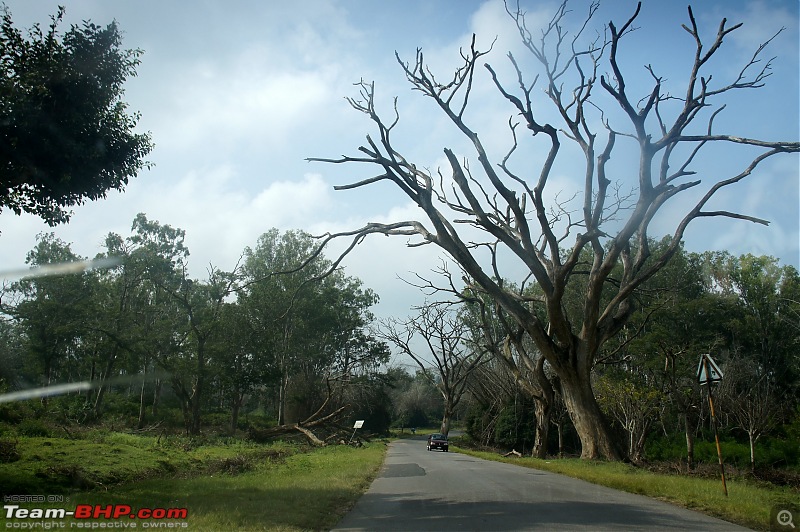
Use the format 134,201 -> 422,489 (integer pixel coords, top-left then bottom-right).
1,0 -> 798,329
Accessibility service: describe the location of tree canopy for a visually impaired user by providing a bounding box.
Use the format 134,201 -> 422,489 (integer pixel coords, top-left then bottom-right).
0,6 -> 152,225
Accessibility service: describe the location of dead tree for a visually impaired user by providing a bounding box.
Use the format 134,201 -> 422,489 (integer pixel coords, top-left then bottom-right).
719,357 -> 783,471
462,286 -> 556,458
380,302 -> 486,437
308,2 -> 799,459
249,383 -> 350,446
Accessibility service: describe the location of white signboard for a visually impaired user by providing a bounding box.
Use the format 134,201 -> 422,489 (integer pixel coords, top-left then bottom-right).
353,420 -> 364,429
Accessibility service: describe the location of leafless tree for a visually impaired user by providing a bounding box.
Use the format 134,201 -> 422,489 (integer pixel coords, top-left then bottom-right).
461,286 -> 556,458
380,303 -> 486,436
308,1 -> 799,459
594,373 -> 666,462
719,357 -> 784,471
467,356 -> 519,446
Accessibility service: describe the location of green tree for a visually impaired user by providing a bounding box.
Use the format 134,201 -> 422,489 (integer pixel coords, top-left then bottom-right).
124,213 -> 236,435
596,243 -> 719,467
8,234 -> 93,392
240,229 -> 386,426
0,317 -> 25,393
389,369 -> 441,430
708,253 -> 800,469
240,229 -> 330,425
82,232 -> 153,421
0,6 -> 152,225
211,301 -> 267,435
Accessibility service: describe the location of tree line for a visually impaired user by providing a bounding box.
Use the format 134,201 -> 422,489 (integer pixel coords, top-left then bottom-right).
0,215 -> 391,440
0,219 -> 797,470
457,242 -> 799,469
374,240 -> 799,469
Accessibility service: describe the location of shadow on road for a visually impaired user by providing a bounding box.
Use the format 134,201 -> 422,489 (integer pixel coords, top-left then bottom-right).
336,495 -> 742,531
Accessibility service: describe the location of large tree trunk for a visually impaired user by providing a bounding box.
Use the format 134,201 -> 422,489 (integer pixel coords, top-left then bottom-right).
559,367 -> 623,461
532,398 -> 551,458
230,391 -> 244,436
440,402 -> 453,437
531,355 -> 553,459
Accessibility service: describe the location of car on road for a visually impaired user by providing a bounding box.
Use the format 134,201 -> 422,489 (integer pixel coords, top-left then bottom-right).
427,433 -> 449,452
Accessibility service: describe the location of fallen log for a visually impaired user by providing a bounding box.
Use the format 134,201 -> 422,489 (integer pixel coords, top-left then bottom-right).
248,404 -> 350,446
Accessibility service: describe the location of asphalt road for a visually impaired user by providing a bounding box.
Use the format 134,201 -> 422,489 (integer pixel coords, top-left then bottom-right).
333,436 -> 750,531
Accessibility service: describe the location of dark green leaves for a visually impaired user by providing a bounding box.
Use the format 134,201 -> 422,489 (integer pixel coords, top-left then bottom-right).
0,5 -> 152,225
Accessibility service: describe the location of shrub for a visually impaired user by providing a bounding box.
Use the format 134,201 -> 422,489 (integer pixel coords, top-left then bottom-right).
17,419 -> 51,437
0,438 -> 20,463
0,402 -> 29,424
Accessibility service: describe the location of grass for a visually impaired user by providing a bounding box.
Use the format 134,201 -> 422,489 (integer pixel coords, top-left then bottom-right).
389,426 -> 439,439
0,432 -> 275,494
454,446 -> 798,531
64,443 -> 386,530
0,432 -> 387,531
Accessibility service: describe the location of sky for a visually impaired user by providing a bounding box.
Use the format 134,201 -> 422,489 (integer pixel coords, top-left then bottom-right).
1,0 -> 798,339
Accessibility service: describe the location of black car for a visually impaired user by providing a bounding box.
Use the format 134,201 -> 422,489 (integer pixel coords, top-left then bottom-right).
427,433 -> 449,452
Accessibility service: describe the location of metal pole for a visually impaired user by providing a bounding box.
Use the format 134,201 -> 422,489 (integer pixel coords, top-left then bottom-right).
704,356 -> 728,497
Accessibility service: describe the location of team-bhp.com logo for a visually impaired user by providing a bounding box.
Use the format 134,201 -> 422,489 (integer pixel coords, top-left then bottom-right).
4,504 -> 188,528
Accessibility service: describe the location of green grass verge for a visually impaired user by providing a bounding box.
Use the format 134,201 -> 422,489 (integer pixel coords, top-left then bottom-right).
454,446 -> 797,531
0,433 -> 387,531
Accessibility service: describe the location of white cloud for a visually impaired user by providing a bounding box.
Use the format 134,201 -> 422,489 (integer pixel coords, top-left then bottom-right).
725,1 -> 799,57
150,170 -> 337,275
152,61 -> 339,154
0,0 -> 796,317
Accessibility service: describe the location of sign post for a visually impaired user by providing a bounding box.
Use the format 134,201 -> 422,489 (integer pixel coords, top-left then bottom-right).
697,353 -> 727,496
349,420 -> 364,444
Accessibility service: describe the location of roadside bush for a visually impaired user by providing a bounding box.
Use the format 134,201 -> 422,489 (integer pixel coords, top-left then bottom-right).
17,418 -> 51,437
100,393 -> 141,420
0,401 -> 29,424
152,407 -> 184,428
494,404 -> 536,451
203,412 -> 231,429
0,438 -> 20,463
46,394 -> 91,423
646,433 -> 799,469
239,412 -> 276,431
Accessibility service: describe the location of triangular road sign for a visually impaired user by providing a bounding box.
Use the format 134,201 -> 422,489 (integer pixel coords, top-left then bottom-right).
697,353 -> 724,385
